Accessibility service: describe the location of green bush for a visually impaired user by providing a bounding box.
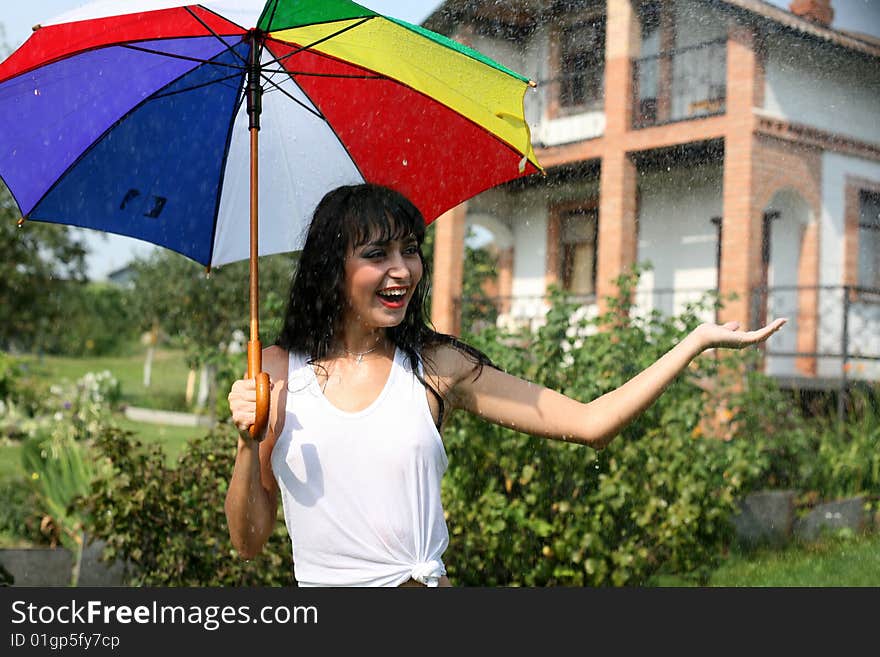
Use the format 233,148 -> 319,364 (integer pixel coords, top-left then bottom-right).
82,425 -> 292,586
0,476 -> 51,546
0,352 -> 23,400
794,385 -> 880,506
441,264 -> 768,585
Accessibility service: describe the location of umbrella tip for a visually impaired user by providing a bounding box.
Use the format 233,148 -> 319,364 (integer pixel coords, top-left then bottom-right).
528,80 -> 537,88
17,217 -> 26,227
32,24 -> 42,32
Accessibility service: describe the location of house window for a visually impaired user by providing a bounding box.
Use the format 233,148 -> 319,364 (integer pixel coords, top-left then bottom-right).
558,19 -> 605,111
859,190 -> 880,289
559,207 -> 598,296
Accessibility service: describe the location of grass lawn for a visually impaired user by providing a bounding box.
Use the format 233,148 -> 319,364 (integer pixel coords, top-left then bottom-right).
0,416 -> 208,484
18,348 -> 193,411
113,415 -> 210,465
707,531 -> 880,586
0,442 -> 22,481
649,530 -> 880,586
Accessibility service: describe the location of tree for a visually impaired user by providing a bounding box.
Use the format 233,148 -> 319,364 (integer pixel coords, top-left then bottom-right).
0,184 -> 88,352
128,249 -> 296,411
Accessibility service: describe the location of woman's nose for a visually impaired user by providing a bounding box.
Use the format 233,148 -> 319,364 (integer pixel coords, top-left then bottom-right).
387,250 -> 410,275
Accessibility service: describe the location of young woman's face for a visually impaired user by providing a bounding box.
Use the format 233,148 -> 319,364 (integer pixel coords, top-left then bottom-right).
342,231 -> 423,330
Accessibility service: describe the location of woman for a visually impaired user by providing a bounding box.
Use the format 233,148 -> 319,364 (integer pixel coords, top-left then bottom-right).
226,183 -> 786,587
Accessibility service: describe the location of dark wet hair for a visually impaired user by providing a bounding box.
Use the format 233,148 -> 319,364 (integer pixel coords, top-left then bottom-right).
275,183 -> 497,426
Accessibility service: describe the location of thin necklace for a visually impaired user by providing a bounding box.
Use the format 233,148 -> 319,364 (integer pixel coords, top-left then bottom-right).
343,341 -> 381,365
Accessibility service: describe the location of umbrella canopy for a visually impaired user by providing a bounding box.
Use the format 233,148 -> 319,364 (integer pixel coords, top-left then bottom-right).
0,0 -> 543,437
0,0 -> 542,268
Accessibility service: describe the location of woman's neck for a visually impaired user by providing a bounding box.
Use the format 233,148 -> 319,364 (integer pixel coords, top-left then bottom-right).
334,326 -> 388,356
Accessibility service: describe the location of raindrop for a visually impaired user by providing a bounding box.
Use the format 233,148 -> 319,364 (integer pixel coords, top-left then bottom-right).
402,159 -> 408,167
33,88 -> 40,96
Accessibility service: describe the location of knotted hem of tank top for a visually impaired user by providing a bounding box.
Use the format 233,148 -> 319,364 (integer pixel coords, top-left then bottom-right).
410,559 -> 446,587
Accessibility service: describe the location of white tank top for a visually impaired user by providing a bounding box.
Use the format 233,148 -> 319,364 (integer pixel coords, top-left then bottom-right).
270,347 -> 449,587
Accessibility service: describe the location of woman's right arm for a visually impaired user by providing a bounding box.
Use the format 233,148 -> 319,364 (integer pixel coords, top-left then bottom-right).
224,346 -> 287,559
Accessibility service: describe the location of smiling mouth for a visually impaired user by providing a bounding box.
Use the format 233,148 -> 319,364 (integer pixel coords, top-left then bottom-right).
376,286 -> 408,307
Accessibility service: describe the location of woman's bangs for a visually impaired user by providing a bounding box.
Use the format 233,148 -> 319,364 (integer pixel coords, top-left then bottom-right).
349,201 -> 423,249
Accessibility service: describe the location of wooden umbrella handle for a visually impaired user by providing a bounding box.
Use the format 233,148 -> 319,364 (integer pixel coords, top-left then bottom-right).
247,340 -> 270,442
245,38 -> 268,442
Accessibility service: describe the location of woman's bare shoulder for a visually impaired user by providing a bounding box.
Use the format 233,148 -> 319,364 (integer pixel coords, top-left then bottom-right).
421,340 -> 483,383
262,345 -> 289,378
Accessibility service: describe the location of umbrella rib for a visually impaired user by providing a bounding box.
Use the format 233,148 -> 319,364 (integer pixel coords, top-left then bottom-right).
261,69 -> 382,79
184,6 -> 247,66
261,17 -> 374,68
259,73 -> 325,121
149,72 -> 243,101
121,44 -> 245,71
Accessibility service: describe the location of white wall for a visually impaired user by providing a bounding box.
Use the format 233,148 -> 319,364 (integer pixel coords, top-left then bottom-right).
763,33 -> 880,145
636,163 -> 722,323
674,0 -> 727,49
817,153 -> 880,380
469,179 -> 603,329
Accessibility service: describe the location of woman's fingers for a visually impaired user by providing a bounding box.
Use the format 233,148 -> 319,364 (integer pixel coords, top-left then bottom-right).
228,378 -> 258,401
699,317 -> 787,349
234,412 -> 255,432
228,377 -> 265,435
737,317 -> 787,346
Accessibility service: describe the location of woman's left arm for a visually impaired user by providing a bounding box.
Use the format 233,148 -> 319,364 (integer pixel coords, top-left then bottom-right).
449,318 -> 787,450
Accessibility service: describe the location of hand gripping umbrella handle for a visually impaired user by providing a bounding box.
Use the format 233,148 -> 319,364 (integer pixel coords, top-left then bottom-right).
247,340 -> 271,442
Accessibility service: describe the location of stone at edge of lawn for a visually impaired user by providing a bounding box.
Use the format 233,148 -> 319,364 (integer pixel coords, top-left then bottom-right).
732,490 -> 797,548
793,495 -> 872,542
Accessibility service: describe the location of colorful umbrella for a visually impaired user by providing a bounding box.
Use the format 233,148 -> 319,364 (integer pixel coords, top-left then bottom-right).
0,0 -> 543,436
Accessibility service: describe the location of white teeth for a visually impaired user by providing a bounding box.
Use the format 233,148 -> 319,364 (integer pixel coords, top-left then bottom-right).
378,288 -> 407,296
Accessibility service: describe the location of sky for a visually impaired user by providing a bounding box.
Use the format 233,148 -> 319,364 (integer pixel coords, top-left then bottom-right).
1,0 -> 878,279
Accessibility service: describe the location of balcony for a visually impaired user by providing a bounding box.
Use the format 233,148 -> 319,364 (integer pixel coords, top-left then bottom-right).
632,39 -> 727,129
752,284 -> 880,378
527,72 -> 606,147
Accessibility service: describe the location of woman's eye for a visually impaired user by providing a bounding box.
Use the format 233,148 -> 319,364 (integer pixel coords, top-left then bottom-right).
364,250 -> 384,258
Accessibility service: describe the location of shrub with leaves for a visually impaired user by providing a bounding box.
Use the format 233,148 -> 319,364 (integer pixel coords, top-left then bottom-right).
0,476 -> 49,547
82,425 -> 292,586
0,352 -> 23,401
793,385 -> 880,507
441,264 -> 769,585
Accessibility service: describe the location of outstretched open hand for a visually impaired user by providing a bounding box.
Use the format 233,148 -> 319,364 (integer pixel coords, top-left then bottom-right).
694,318 -> 787,351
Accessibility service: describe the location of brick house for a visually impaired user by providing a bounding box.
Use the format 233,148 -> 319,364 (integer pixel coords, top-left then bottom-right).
424,0 -> 880,390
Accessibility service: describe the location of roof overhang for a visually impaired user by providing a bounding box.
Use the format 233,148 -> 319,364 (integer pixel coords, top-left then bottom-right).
423,0 -> 880,59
